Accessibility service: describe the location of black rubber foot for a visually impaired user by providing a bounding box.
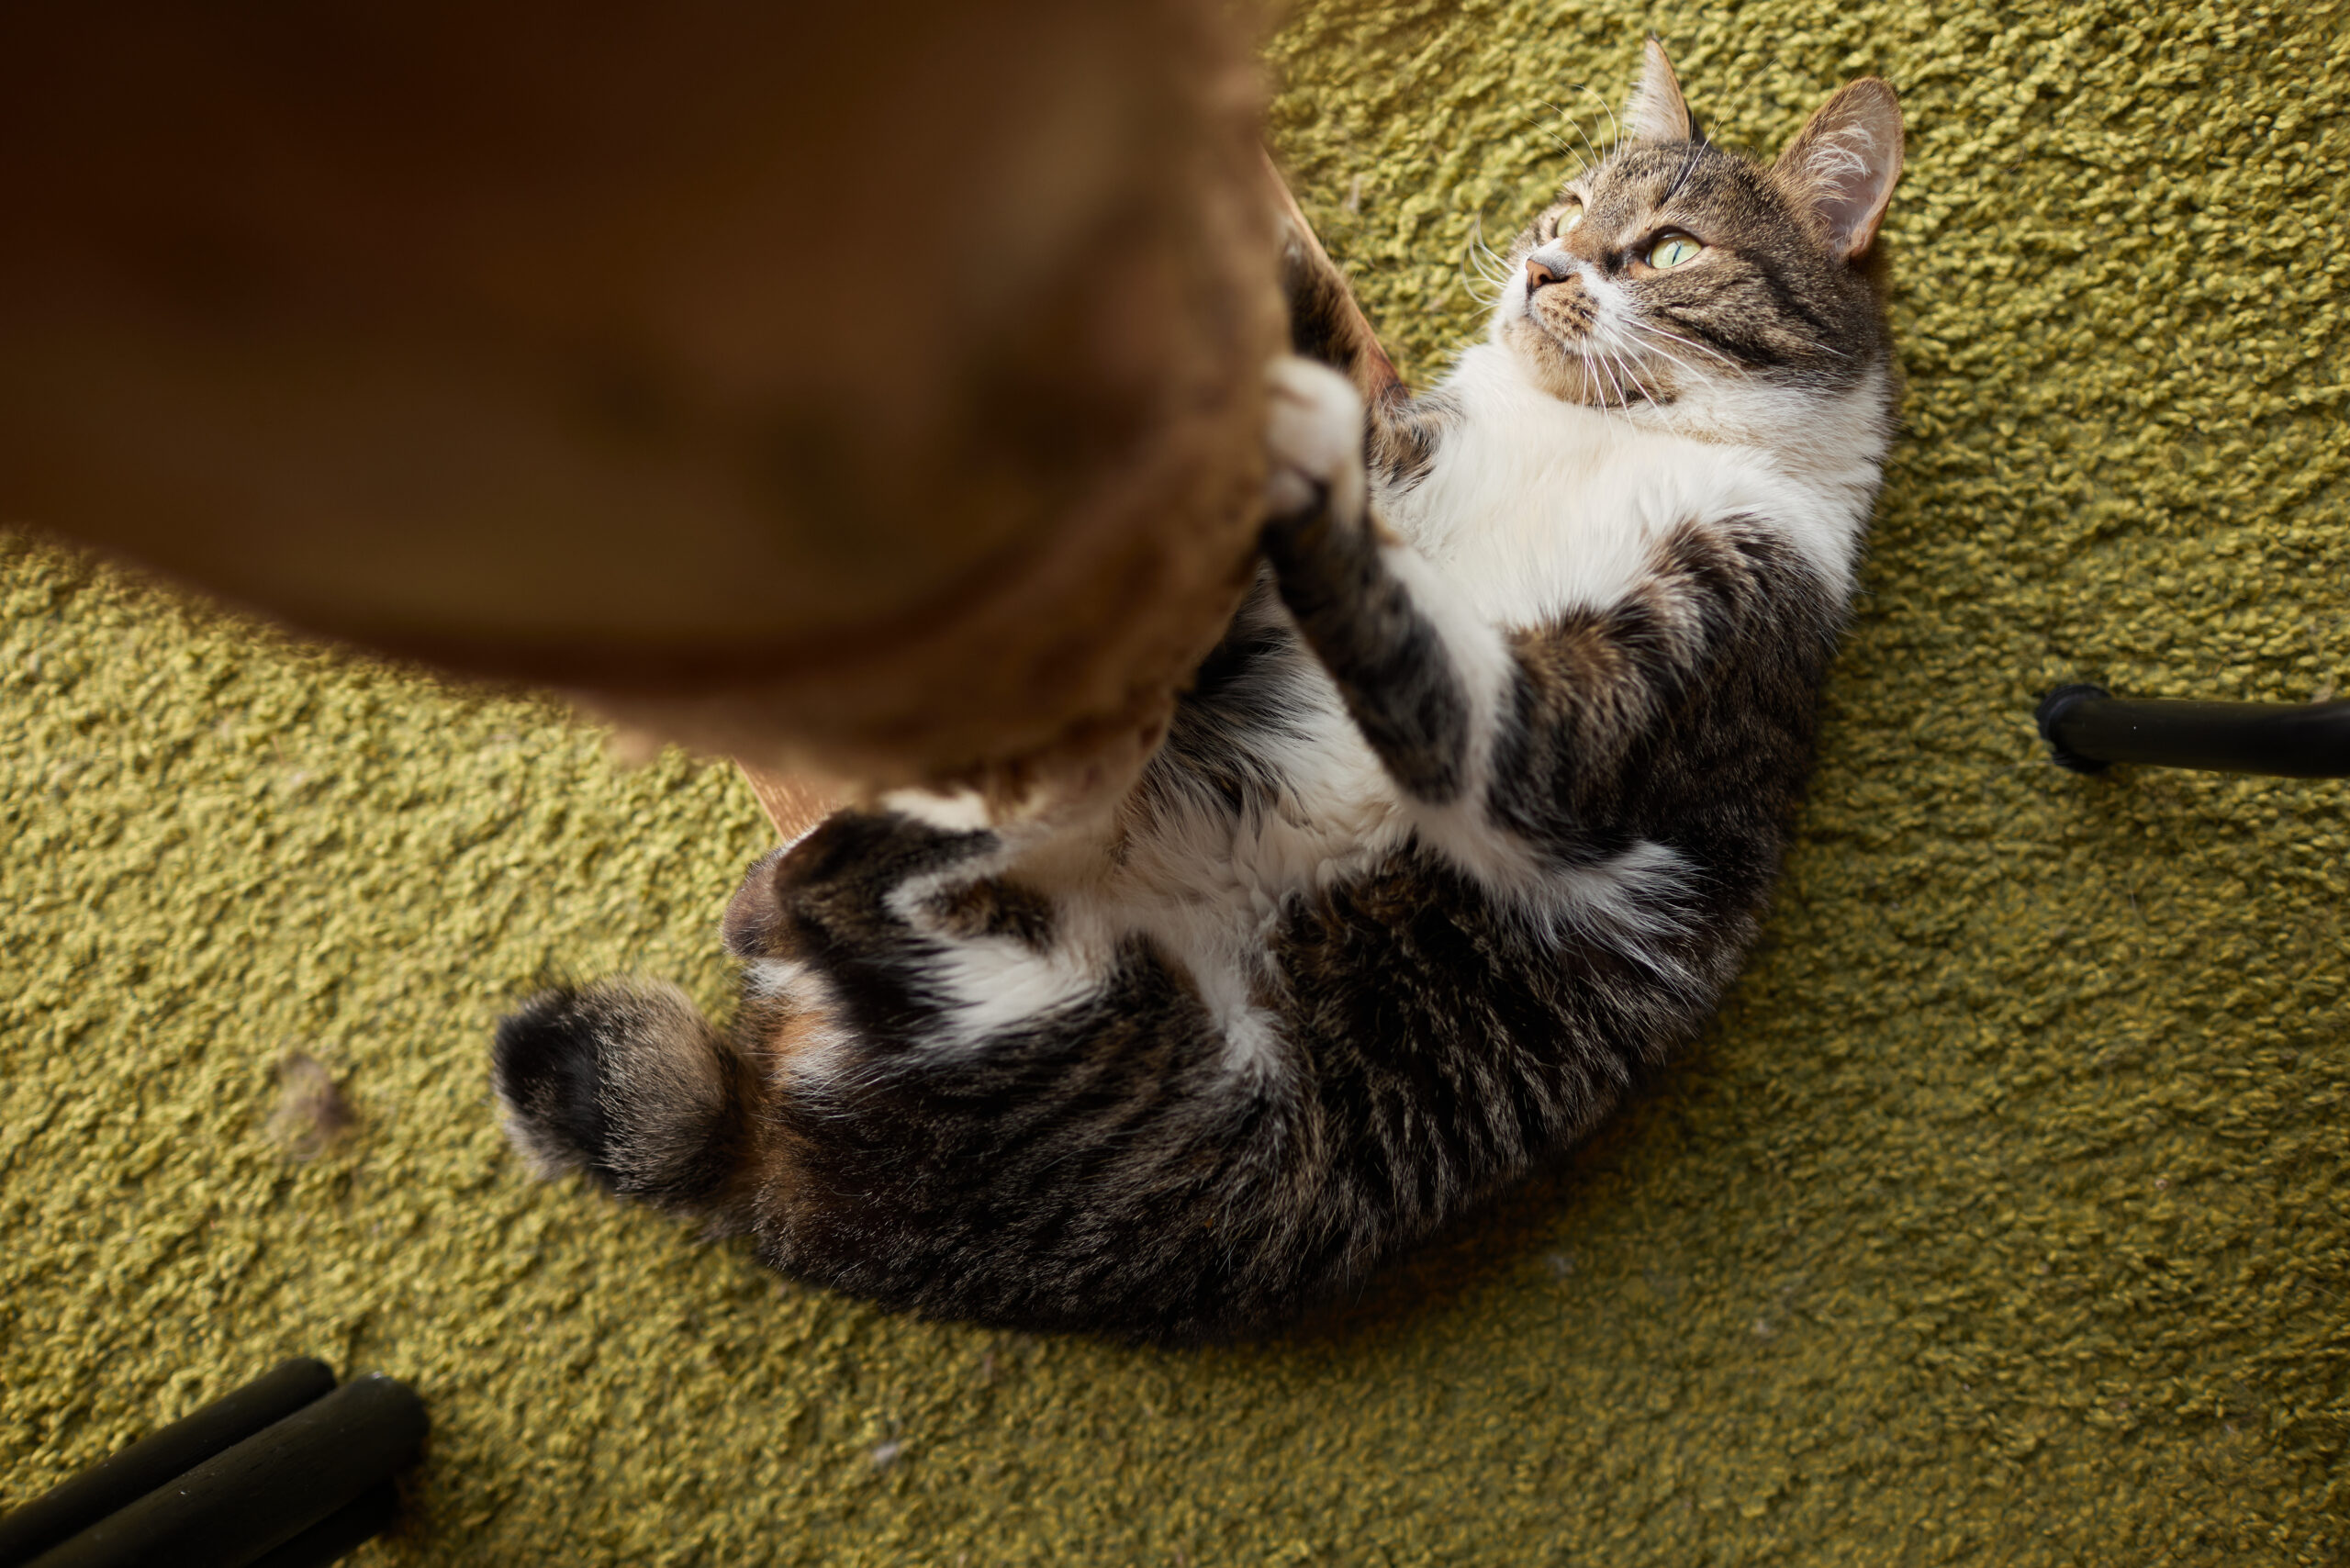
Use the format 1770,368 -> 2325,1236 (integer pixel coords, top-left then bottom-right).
2034,683 -> 2113,774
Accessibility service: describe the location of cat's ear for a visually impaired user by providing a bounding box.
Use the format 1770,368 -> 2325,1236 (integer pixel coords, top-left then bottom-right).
1773,79 -> 1903,260
1621,37 -> 1695,145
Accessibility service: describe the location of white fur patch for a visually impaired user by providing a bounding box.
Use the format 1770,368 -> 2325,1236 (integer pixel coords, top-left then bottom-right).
924,928 -> 1105,1048
881,788 -> 995,834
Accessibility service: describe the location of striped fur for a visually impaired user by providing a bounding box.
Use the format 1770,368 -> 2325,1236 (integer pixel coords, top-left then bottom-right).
494,44 -> 1903,1342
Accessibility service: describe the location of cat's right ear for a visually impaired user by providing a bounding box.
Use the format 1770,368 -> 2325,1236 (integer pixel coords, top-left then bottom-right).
1621,37 -> 1695,145
1773,79 -> 1904,261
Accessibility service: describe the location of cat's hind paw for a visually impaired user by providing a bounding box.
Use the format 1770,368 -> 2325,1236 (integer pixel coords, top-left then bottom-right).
492,980 -> 746,1210
1263,355 -> 1368,525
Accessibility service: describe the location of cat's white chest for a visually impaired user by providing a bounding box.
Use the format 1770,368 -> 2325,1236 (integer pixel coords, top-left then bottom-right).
1383,346 -> 1785,630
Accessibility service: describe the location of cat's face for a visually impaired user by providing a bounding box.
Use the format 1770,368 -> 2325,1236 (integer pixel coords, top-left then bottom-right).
1493,43 -> 1902,420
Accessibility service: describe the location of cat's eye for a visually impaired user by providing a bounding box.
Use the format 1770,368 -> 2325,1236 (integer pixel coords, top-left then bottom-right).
1546,201 -> 1583,240
1648,233 -> 1704,269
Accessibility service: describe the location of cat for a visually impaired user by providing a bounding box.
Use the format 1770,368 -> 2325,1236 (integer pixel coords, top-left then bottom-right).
492,40 -> 1903,1343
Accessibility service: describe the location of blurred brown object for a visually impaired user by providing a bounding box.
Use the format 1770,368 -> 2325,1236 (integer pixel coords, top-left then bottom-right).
0,1 -> 1281,793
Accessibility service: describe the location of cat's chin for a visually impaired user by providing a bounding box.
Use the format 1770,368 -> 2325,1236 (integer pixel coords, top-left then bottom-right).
1498,319 -> 1667,412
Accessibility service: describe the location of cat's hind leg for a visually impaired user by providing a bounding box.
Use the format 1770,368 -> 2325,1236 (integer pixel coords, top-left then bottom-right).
493,980 -> 757,1213
493,810 -> 1002,1219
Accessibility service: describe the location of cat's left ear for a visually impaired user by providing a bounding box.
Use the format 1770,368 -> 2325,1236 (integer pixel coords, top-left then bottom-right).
1773,79 -> 1904,260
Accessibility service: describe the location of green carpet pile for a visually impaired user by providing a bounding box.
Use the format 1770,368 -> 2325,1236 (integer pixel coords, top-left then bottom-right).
5,2 -> 2348,1562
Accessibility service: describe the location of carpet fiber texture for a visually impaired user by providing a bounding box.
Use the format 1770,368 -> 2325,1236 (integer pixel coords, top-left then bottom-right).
6,3 -> 2349,1562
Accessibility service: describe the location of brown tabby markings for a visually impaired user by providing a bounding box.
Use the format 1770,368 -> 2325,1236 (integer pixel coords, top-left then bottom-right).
925,878 -> 1058,948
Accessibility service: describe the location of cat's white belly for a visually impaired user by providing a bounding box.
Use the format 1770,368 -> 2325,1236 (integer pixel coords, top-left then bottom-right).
874,547 -> 1703,1074
863,678 -> 1699,1079
862,668 -> 1404,1074
1112,682 -> 1405,1076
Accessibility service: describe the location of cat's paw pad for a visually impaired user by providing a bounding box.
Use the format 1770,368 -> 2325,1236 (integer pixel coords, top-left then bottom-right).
1263,355 -> 1367,523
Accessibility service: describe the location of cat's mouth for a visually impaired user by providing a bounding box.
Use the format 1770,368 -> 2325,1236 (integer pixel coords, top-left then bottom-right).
1522,312 -> 1673,409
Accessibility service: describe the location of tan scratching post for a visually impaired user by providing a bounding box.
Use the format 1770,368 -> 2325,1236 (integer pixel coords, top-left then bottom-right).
736,763 -> 841,844
722,156 -> 1405,845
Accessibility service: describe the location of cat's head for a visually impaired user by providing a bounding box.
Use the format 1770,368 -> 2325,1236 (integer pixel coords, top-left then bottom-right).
1493,40 -> 1901,424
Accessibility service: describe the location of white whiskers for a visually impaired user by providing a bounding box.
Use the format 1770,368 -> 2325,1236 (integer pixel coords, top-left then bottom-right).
1459,215 -> 1513,308
1534,97 -> 1608,177
1567,83 -> 1623,152
1628,319 -> 1738,368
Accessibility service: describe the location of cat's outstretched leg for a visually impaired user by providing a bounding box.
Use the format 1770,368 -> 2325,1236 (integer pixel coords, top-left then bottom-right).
493,980 -> 757,1213
1261,356 -> 1512,809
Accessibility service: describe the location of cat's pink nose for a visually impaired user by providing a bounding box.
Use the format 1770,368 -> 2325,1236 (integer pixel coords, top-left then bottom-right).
1526,257 -> 1567,291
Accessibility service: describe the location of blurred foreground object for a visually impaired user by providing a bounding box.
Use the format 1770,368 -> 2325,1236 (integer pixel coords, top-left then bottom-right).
0,1 -> 1281,791
2035,684 -> 2350,778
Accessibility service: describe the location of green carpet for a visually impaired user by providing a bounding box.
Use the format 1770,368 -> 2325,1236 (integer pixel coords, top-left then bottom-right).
6,3 -> 2349,1562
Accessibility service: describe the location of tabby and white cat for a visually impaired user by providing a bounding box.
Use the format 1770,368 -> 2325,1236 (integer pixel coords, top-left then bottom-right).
494,42 -> 1903,1341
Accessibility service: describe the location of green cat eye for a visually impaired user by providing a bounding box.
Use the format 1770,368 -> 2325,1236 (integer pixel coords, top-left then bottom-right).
1648,233 -> 1704,269
1547,201 -> 1583,239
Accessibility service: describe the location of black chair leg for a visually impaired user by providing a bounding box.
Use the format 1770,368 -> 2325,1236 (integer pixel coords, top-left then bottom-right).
0,1365 -> 425,1568
2036,685 -> 2350,778
0,1361 -> 335,1565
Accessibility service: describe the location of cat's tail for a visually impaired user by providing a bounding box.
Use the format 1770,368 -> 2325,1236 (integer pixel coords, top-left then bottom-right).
492,980 -> 755,1214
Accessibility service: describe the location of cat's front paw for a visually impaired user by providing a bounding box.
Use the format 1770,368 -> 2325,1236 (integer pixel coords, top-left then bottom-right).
1263,355 -> 1368,526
